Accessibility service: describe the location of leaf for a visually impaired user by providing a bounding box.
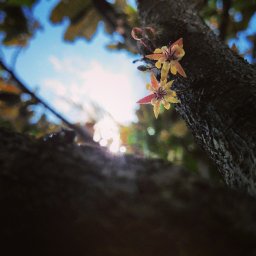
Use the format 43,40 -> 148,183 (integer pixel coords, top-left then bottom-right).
0,81 -> 21,95
170,38 -> 183,49
150,73 -> 159,90
137,94 -> 155,104
124,4 -> 139,27
145,53 -> 163,60
0,80 -> 21,105
114,0 -> 127,11
50,0 -> 92,24
174,61 -> 187,77
0,4 -> 40,47
51,0 -> 101,41
0,104 -> 20,119
64,8 -> 101,41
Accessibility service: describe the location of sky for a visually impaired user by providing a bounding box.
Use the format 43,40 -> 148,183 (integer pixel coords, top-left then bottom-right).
2,0 -> 145,126
228,13 -> 256,62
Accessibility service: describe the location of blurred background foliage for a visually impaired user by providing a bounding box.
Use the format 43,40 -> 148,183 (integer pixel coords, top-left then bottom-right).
0,0 -> 255,178
0,65 -> 58,136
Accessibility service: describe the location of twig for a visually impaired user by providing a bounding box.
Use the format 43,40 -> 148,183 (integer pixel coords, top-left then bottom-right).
0,59 -> 94,143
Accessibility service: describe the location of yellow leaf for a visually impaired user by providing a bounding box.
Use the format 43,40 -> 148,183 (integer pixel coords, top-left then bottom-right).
170,63 -> 177,75
155,60 -> 162,69
154,48 -> 162,54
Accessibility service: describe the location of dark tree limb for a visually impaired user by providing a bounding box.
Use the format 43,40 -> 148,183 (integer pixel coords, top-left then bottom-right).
1,127 -> 256,256
137,0 -> 256,196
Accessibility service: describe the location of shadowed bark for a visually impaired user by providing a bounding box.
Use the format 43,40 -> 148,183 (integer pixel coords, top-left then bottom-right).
137,0 -> 256,196
0,127 -> 256,256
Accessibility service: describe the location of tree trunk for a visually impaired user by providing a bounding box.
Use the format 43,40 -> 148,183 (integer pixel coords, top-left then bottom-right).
0,128 -> 256,256
137,0 -> 256,196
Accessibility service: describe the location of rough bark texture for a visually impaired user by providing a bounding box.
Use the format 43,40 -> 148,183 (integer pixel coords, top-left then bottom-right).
1,127 -> 256,256
137,0 -> 256,196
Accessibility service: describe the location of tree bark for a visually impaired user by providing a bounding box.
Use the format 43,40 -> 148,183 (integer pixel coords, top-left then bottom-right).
1,128 -> 256,256
137,0 -> 256,196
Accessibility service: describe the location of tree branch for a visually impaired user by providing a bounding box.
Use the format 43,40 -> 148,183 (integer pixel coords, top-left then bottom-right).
137,0 -> 256,196
1,127 -> 256,255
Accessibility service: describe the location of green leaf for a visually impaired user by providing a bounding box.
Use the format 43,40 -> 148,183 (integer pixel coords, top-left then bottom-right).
51,0 -> 101,41
64,8 -> 101,41
50,0 -> 93,24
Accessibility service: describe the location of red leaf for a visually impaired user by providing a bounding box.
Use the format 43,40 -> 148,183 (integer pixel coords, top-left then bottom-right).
137,94 -> 155,104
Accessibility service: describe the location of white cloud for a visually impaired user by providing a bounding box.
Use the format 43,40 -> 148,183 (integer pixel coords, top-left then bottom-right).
42,78 -> 67,96
42,54 -> 145,124
49,56 -> 63,72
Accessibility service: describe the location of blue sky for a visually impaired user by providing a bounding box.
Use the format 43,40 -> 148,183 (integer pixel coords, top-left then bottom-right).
228,13 -> 256,63
2,0 -> 145,125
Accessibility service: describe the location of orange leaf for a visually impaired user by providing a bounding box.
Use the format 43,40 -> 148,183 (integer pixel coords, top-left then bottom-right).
170,38 -> 183,49
145,53 -> 163,61
0,82 -> 21,95
150,73 -> 159,89
174,61 -> 187,78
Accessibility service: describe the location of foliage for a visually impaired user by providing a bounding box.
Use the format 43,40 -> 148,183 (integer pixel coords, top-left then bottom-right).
50,0 -> 138,52
0,0 -> 40,46
201,0 -> 256,38
0,68 -> 58,136
200,0 -> 256,61
121,105 -> 218,178
132,30 -> 186,118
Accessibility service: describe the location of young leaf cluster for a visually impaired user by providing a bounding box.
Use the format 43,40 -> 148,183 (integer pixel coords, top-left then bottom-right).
131,27 -> 186,118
